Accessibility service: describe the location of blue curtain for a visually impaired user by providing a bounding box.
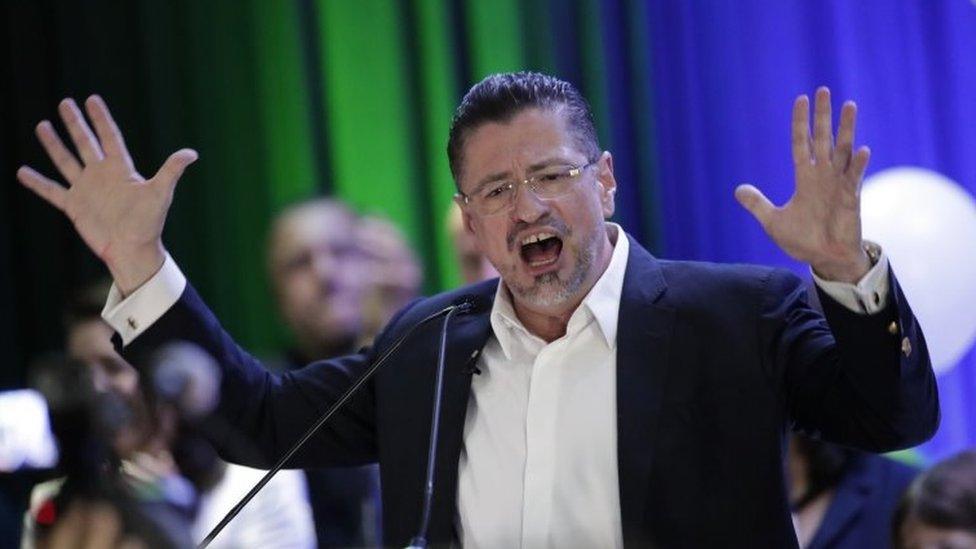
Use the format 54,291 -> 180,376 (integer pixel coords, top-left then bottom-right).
643,0 -> 976,461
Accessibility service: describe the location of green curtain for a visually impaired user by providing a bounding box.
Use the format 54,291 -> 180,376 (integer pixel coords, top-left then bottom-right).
1,0 -> 662,374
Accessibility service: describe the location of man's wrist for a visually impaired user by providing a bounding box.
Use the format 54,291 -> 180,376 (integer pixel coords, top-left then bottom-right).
811,247 -> 873,284
106,244 -> 167,297
102,252 -> 187,345
811,243 -> 889,314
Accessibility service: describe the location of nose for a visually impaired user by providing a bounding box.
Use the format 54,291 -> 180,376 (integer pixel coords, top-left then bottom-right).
311,249 -> 337,281
88,364 -> 109,393
509,181 -> 549,223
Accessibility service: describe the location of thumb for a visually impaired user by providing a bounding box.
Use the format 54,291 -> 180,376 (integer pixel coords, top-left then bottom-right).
734,184 -> 775,227
154,148 -> 198,189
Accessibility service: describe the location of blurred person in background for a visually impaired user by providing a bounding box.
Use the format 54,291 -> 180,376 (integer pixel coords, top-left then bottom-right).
266,199 -> 381,547
355,215 -> 423,344
446,203 -> 497,285
23,281 -> 195,548
24,282 -> 315,549
269,199 -> 367,362
61,282 -> 159,458
37,499 -> 156,549
163,348 -> 316,549
787,433 -> 918,549
894,450 -> 976,549
190,458 -> 315,549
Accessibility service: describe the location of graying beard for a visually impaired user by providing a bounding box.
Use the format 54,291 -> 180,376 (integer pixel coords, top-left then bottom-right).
512,232 -> 596,309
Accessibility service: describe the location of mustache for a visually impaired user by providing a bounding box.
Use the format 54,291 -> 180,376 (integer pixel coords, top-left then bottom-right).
507,216 -> 570,250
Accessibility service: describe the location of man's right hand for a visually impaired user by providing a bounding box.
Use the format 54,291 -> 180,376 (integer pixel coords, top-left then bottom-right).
17,95 -> 196,296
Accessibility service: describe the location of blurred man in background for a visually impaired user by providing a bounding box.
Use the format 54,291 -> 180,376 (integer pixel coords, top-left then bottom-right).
60,282 -> 158,459
268,200 -> 367,363
894,450 -> 976,549
191,458 -> 315,549
446,203 -> 496,285
787,433 -> 919,549
266,199 -> 382,547
23,281 -> 195,548
24,282 -> 315,549
355,215 -> 423,345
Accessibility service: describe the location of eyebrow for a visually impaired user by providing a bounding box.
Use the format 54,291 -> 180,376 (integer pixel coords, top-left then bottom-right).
470,171 -> 511,196
469,157 -> 576,195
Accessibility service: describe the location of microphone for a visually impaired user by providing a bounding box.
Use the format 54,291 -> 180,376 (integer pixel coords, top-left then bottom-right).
407,292 -> 490,548
149,342 -> 222,420
452,294 -> 489,315
199,297 -> 482,549
448,296 -> 486,379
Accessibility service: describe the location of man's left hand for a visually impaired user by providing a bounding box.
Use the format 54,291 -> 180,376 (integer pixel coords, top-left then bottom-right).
735,87 -> 872,284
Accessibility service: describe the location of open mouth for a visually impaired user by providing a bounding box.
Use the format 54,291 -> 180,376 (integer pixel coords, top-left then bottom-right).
519,232 -> 563,269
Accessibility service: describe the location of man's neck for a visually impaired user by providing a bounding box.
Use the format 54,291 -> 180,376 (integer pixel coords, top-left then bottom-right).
512,301 -> 578,342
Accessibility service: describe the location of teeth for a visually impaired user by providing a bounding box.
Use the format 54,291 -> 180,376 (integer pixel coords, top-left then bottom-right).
528,256 -> 558,267
521,232 -> 556,246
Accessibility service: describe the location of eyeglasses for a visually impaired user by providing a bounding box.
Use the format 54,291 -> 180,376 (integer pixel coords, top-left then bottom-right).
457,161 -> 598,216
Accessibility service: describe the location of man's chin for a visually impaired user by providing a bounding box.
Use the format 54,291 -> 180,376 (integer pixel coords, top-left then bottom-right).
532,271 -> 562,286
510,273 -> 577,309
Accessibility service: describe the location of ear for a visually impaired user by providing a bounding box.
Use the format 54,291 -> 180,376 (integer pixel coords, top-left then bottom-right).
453,195 -> 478,237
596,151 -> 617,218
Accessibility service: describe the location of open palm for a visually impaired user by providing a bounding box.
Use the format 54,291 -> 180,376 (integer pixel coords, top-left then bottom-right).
17,96 -> 196,293
735,87 -> 872,283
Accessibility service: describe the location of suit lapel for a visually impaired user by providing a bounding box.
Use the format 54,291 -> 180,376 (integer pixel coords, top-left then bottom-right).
616,236 -> 675,544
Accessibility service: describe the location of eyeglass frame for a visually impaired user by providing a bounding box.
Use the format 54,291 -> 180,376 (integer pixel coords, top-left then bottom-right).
455,160 -> 600,216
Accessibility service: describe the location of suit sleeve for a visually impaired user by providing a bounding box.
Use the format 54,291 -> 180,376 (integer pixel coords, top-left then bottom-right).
121,282 -> 415,469
759,268 -> 939,452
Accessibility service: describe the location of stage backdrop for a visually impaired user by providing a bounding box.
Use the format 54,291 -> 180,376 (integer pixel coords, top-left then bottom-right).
2,0 -> 973,461
642,0 -> 976,462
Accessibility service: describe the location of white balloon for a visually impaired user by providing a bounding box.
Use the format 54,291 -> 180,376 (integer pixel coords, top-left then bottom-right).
861,167 -> 976,375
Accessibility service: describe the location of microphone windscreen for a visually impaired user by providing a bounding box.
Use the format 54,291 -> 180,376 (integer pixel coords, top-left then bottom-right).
150,342 -> 222,419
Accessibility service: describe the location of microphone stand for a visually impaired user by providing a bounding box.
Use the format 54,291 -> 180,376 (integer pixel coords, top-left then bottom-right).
199,301 -> 474,549
406,305 -> 462,549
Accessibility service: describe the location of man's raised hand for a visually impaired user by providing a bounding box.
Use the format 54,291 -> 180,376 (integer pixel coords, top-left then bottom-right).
17,96 -> 196,295
735,87 -> 873,284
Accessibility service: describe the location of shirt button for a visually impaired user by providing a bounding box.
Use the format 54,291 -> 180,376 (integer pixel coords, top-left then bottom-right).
901,337 -> 912,357
127,317 -> 139,331
888,321 -> 899,336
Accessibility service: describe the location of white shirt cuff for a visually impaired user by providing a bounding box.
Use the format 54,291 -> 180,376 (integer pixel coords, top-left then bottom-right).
811,253 -> 891,315
101,253 -> 187,345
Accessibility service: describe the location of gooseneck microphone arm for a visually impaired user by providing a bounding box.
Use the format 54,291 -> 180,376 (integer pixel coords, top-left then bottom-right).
407,305 -> 462,549
199,300 -> 476,549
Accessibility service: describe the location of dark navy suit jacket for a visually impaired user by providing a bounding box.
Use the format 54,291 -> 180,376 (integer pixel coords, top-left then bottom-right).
122,235 -> 939,548
807,455 -> 918,549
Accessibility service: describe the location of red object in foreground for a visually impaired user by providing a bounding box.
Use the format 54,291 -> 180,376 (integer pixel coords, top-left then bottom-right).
35,499 -> 57,526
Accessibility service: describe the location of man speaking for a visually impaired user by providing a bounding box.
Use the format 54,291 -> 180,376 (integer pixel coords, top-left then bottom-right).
17,72 -> 938,548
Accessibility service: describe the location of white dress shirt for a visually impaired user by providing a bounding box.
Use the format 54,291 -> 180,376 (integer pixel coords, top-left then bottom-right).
102,224 -> 891,548
456,225 -> 630,549
192,464 -> 316,549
